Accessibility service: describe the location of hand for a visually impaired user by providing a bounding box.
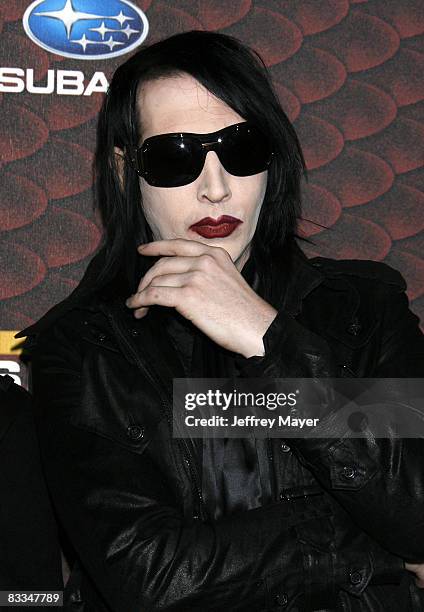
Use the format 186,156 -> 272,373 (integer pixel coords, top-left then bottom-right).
125,239 -> 278,358
405,562 -> 424,588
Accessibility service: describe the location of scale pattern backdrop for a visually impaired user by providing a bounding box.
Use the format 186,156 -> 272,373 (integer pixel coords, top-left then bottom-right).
0,0 -> 423,331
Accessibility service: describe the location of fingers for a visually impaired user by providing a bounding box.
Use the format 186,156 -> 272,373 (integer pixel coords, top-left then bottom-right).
138,238 -> 230,260
136,239 -> 233,293
404,563 -> 424,589
127,285 -> 182,314
126,275 -> 190,313
136,257 -> 198,293
128,239 -> 234,320
133,306 -> 149,319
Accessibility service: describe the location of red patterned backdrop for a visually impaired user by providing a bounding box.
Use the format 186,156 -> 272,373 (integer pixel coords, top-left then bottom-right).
1,0 -> 423,337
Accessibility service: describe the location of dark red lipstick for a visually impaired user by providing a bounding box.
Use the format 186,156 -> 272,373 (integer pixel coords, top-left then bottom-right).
189,215 -> 243,238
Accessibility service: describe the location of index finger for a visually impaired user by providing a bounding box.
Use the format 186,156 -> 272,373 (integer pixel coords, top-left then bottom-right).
137,238 -> 227,258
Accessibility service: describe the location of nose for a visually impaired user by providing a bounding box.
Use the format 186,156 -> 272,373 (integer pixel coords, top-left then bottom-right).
197,150 -> 231,204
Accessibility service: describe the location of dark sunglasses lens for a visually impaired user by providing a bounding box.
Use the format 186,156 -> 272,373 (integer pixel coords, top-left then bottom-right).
140,136 -> 203,187
219,124 -> 272,176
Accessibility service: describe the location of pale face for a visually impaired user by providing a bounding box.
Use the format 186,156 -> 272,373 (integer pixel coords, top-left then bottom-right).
134,73 -> 268,271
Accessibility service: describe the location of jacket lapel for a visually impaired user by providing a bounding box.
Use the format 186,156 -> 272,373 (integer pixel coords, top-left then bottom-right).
104,298 -> 188,397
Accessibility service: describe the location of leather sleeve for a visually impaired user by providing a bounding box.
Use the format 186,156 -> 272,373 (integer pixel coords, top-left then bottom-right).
237,278 -> 424,564
29,316 -> 311,612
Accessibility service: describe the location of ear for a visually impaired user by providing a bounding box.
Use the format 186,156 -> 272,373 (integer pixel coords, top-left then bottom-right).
114,146 -> 125,190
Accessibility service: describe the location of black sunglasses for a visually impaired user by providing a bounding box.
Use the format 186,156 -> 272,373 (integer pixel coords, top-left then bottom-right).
128,121 -> 274,188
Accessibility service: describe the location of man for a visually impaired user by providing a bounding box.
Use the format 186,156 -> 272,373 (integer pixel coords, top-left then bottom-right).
16,30 -> 424,611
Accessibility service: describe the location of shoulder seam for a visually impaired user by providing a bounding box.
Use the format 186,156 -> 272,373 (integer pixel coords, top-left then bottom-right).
310,257 -> 406,290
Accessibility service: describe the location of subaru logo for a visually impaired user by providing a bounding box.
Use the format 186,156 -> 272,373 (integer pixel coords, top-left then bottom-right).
23,0 -> 148,60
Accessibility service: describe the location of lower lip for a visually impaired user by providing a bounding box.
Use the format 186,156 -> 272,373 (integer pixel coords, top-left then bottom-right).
190,222 -> 242,238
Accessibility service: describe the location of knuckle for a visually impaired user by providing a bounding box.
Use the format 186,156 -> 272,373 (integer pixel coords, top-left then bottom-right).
144,264 -> 161,283
171,238 -> 183,250
199,253 -> 215,269
137,278 -> 148,292
155,258 -> 167,272
189,270 -> 202,284
182,285 -> 195,299
143,257 -> 166,279
146,286 -> 160,299
139,271 -> 154,290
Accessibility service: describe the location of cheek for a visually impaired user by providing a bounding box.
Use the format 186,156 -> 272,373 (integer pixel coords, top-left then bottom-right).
140,182 -> 187,239
242,172 -> 268,224
140,185 -> 165,237
236,174 -> 267,244
257,171 -> 268,200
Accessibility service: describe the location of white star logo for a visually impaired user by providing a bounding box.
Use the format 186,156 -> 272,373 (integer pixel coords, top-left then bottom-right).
35,0 -> 107,39
121,24 -> 140,39
102,35 -> 125,50
112,10 -> 134,27
89,21 -> 120,40
72,33 -> 96,52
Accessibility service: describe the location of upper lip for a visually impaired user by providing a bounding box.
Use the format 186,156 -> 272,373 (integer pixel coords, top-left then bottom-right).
190,215 -> 242,228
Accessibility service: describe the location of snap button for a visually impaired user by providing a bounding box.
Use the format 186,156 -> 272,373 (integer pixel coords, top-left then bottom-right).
349,570 -> 363,585
97,333 -> 107,342
275,593 -> 288,606
347,318 -> 361,335
342,466 -> 356,479
131,329 -> 139,337
127,425 -> 144,440
340,364 -> 357,377
69,590 -> 82,604
254,580 -> 262,588
280,443 -> 291,453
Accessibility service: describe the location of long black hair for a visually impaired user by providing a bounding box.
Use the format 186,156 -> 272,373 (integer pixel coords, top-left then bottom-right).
93,29 -> 308,308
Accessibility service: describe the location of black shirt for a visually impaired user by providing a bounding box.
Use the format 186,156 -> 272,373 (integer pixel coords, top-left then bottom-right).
163,311 -> 274,520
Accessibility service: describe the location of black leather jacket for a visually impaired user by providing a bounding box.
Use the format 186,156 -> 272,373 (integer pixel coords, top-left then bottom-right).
17,246 -> 424,612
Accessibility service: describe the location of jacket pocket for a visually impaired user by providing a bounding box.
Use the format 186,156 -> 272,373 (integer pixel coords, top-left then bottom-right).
70,350 -> 166,455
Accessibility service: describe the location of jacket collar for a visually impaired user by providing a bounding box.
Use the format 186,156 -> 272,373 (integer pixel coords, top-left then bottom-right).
282,243 -> 326,316
15,242 -> 326,340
